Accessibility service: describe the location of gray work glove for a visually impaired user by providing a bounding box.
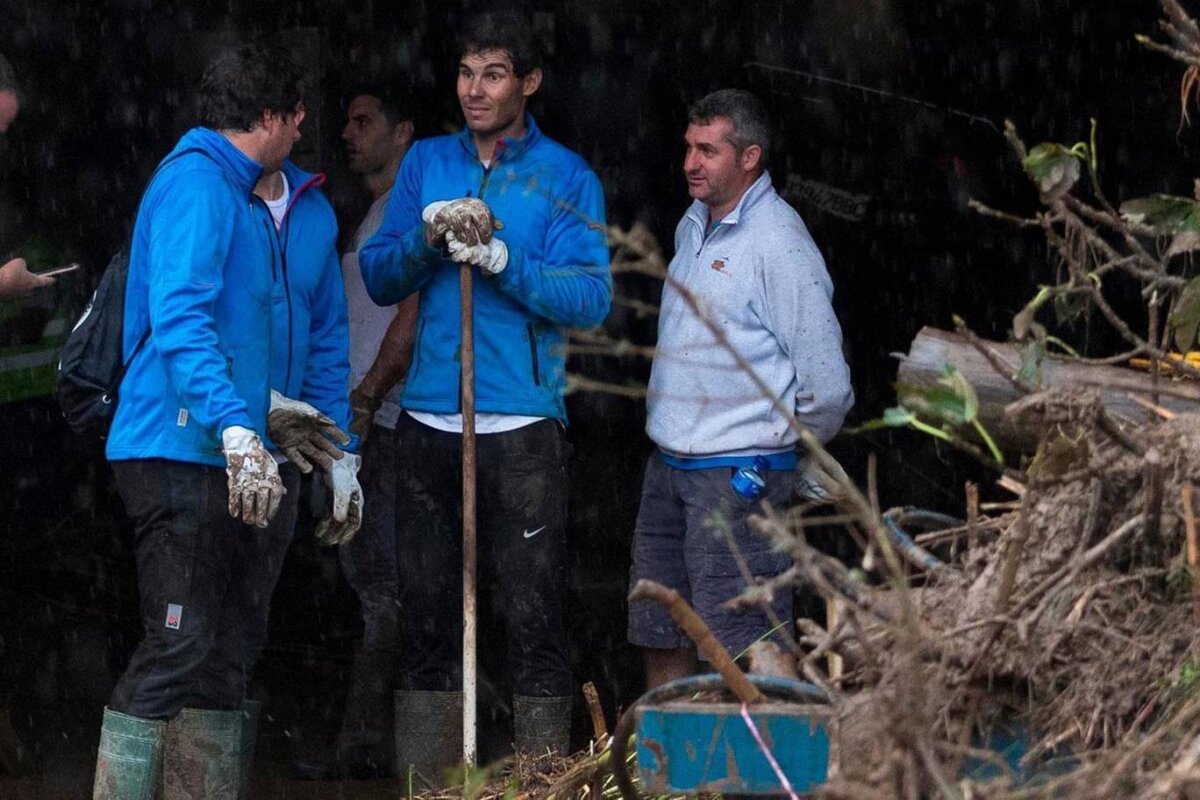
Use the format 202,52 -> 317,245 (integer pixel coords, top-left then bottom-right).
222,425 -> 286,528
422,198 -> 503,248
446,231 -> 508,275
315,452 -> 363,546
267,390 -> 351,473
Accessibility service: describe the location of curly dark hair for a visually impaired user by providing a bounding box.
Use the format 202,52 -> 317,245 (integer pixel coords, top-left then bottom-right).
197,43 -> 305,132
456,11 -> 542,78
344,81 -> 415,127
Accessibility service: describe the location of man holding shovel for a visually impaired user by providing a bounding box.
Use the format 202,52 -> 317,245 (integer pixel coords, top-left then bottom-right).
360,9 -> 610,783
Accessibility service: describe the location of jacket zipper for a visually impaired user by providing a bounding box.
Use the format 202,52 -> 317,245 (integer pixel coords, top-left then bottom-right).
474,138 -> 506,198
252,197 -> 294,392
527,322 -> 541,386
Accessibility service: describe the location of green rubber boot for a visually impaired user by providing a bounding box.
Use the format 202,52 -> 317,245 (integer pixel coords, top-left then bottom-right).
92,707 -> 166,800
513,695 -> 572,758
163,708 -> 243,800
394,690 -> 463,790
238,701 -> 261,799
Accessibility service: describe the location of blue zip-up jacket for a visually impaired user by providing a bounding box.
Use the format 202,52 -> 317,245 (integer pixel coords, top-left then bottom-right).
268,160 -> 355,451
359,115 -> 610,423
107,128 -> 353,466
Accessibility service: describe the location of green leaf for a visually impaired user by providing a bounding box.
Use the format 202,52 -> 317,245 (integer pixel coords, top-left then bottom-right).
1021,143 -> 1083,199
1169,276 -> 1200,352
1016,340 -> 1045,388
1167,230 -> 1200,259
1013,286 -> 1052,341
846,406 -> 916,434
897,383 -> 970,426
938,364 -> 979,423
1119,194 -> 1200,235
882,406 -> 916,427
1053,292 -> 1090,327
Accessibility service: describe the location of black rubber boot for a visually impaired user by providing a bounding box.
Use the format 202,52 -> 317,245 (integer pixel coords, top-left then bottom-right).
513,695 -> 572,758
394,690 -> 463,791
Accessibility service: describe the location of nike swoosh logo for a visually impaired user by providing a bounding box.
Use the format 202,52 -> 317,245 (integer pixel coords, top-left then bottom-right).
523,526 -> 546,539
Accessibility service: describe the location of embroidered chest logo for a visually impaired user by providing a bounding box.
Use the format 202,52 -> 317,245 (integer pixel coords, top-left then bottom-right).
710,259 -> 727,272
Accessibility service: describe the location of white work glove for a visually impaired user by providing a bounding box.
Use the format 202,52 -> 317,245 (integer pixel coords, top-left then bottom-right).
421,198 -> 502,248
795,454 -> 848,504
446,231 -> 509,275
266,390 -> 350,473
222,425 -> 286,528
315,452 -> 363,546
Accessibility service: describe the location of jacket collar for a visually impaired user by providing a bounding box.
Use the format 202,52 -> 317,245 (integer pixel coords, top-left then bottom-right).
174,127 -> 265,195
280,159 -> 326,200
685,170 -> 774,232
456,113 -> 541,163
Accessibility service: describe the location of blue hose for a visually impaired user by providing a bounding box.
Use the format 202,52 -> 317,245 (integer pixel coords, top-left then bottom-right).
881,508 -> 960,570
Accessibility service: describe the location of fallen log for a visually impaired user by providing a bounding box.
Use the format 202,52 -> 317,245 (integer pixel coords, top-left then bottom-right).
896,327 -> 1200,453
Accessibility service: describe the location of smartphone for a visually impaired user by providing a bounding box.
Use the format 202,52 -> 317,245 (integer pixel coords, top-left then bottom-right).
36,262 -> 81,278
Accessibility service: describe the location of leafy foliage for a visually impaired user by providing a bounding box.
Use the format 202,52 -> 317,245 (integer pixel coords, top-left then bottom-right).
1119,194 -> 1200,234
1168,276 -> 1200,352
1021,142 -> 1087,199
854,365 -> 1003,465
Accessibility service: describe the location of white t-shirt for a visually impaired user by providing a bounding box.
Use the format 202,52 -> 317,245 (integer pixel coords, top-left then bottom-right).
407,409 -> 544,434
264,173 -> 290,229
341,193 -> 403,429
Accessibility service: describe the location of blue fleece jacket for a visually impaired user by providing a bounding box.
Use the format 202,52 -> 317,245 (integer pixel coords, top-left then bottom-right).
107,128 -> 353,466
359,115 -> 610,423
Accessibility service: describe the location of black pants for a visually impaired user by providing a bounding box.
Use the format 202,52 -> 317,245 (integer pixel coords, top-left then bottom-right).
393,415 -> 571,698
109,459 -> 299,720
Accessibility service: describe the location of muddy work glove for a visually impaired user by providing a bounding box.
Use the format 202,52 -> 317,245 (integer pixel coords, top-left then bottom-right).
445,231 -> 508,275
348,386 -> 383,445
315,452 -> 363,546
267,390 -> 350,473
222,425 -> 286,528
422,198 -> 503,248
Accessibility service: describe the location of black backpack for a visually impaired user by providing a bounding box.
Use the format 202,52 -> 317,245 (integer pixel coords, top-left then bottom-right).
56,148 -> 207,439
55,246 -> 149,438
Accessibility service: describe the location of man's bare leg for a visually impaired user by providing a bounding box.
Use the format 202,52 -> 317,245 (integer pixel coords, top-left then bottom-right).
643,647 -> 697,689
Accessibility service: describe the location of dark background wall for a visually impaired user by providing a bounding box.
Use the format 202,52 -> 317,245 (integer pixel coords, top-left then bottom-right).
0,0 -> 1196,781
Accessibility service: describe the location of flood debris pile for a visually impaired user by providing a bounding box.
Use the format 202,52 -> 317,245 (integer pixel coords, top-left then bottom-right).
760,386 -> 1200,799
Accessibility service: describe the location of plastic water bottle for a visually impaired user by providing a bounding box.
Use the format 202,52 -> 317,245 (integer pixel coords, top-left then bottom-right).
730,456 -> 772,501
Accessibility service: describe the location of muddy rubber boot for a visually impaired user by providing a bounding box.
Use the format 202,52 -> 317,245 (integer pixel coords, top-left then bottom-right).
92,707 -> 166,800
513,695 -> 572,758
394,690 -> 463,790
162,708 -> 243,799
237,701 -> 261,799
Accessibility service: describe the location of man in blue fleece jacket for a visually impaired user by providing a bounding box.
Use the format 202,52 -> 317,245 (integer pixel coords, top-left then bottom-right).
92,43 -> 360,798
627,90 -> 854,688
360,10 -> 610,776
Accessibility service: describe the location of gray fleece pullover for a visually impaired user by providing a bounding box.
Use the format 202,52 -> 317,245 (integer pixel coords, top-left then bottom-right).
646,171 -> 853,458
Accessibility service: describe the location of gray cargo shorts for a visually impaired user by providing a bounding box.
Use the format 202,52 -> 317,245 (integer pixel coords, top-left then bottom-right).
626,453 -> 796,657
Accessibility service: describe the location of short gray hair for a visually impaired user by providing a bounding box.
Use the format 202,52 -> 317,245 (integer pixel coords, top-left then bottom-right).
0,52 -> 18,97
687,89 -> 770,167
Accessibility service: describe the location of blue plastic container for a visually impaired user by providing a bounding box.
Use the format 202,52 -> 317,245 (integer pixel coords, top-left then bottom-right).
634,675 -> 830,795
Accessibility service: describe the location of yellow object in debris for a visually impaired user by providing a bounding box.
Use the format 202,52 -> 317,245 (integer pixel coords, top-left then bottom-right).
1128,351 -> 1200,374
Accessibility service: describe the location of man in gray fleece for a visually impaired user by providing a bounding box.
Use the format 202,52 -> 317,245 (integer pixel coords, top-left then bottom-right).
627,89 -> 854,687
